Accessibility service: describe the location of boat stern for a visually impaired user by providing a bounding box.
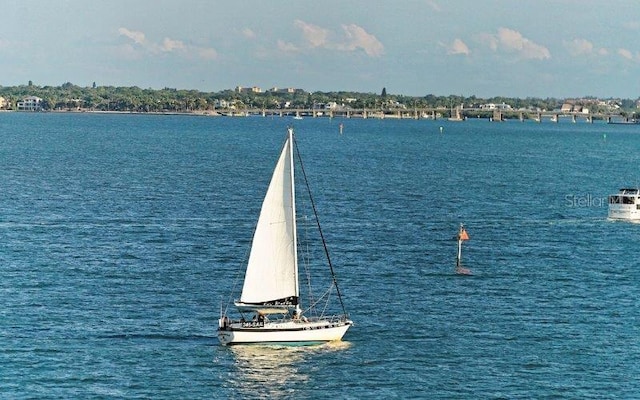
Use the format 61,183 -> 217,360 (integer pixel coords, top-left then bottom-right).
218,329 -> 235,346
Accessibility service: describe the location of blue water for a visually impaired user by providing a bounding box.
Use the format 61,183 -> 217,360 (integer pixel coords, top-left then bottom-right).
1,113 -> 640,398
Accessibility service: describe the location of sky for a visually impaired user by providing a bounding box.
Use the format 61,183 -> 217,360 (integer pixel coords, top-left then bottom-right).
1,0 -> 640,99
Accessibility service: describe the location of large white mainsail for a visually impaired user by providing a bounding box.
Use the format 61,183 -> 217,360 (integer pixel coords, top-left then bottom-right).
236,128 -> 299,314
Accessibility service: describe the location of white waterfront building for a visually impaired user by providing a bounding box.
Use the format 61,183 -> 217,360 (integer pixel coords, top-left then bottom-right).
17,96 -> 43,111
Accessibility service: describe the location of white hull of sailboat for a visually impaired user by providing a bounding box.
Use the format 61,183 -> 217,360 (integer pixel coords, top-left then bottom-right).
218,319 -> 352,346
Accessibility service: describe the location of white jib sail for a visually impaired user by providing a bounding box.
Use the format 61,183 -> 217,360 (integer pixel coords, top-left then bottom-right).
239,133 -> 298,309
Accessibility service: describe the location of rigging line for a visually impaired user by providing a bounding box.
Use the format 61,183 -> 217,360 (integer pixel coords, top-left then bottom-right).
303,284 -> 335,316
292,133 -> 348,317
298,214 -> 317,311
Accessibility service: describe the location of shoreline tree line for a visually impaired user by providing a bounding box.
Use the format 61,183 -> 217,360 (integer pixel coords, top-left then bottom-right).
0,82 -> 637,117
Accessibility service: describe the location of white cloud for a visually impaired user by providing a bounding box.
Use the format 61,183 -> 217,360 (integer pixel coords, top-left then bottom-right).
497,28 -> 550,60
277,39 -> 298,53
563,38 -> 611,59
564,38 -> 593,56
447,38 -> 470,55
161,37 -> 186,53
338,24 -> 384,57
617,48 -> 634,60
294,20 -> 329,48
118,27 -> 146,45
242,28 -> 256,39
476,32 -> 498,51
477,28 -> 550,60
117,27 -> 217,61
292,20 -> 384,57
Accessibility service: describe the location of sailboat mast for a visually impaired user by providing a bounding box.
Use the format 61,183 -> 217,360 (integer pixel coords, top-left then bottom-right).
288,128 -> 300,312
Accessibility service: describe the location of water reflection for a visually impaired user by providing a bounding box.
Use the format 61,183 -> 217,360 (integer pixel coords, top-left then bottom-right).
227,342 -> 351,399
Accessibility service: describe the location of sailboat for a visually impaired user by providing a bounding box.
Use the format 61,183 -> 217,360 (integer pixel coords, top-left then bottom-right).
218,127 -> 352,345
455,224 -> 472,275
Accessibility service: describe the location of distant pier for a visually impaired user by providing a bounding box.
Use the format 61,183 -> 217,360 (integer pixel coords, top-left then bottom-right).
220,107 -> 629,122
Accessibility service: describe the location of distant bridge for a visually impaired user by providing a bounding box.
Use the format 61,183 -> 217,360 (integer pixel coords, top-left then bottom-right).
218,107 -> 631,123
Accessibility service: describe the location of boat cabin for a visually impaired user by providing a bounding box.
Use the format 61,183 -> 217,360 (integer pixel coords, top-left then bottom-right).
608,188 -> 640,220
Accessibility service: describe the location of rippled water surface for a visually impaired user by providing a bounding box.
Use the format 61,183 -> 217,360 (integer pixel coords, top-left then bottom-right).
1,113 -> 639,398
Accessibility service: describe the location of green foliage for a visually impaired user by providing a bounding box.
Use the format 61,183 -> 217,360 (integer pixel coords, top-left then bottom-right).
0,82 -> 635,113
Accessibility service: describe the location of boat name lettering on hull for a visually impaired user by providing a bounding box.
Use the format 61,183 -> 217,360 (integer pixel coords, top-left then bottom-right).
241,321 -> 265,328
